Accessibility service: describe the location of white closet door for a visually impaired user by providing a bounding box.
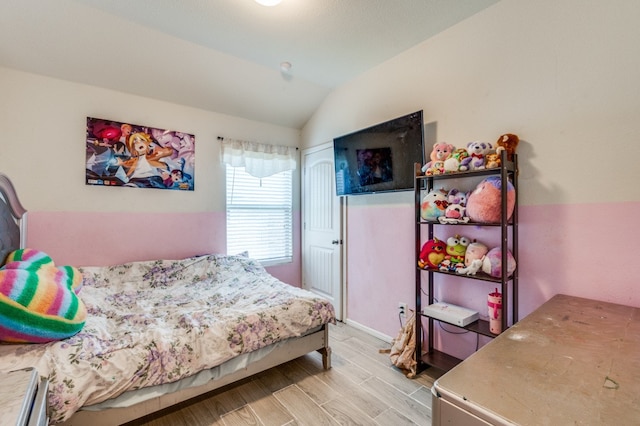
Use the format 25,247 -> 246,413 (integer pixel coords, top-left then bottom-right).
302,143 -> 344,321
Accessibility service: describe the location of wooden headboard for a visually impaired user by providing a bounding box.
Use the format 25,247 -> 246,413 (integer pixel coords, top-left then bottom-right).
0,174 -> 27,263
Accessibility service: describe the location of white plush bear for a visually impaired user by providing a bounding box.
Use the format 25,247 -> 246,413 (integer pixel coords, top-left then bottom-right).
465,141 -> 493,170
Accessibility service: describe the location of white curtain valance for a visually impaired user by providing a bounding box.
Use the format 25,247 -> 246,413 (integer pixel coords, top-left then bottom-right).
220,139 -> 297,178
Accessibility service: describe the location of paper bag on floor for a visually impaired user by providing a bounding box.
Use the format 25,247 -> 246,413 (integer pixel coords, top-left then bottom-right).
388,310 -> 417,378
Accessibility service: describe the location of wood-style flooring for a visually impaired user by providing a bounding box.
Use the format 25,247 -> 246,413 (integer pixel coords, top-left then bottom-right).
127,321 -> 444,426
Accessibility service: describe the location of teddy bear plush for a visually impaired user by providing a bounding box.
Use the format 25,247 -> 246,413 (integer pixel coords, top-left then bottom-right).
465,141 -> 493,170
495,133 -> 519,161
485,152 -> 501,169
421,142 -> 454,175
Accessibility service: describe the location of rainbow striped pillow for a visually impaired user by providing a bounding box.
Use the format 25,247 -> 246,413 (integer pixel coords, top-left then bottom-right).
0,249 -> 86,343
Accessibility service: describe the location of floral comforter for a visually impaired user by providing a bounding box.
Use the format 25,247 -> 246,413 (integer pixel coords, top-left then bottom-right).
0,254 -> 335,424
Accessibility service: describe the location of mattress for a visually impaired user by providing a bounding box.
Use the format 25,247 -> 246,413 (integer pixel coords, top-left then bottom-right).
82,326 -> 321,412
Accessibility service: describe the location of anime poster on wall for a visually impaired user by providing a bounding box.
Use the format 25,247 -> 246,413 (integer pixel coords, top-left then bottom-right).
85,117 -> 195,190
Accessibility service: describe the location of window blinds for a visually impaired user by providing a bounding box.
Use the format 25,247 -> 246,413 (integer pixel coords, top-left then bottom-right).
225,164 -> 293,264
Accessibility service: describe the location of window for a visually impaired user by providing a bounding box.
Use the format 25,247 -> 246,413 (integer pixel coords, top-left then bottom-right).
225,164 -> 293,265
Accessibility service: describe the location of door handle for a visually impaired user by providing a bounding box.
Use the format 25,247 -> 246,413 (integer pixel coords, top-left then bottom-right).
331,239 -> 342,245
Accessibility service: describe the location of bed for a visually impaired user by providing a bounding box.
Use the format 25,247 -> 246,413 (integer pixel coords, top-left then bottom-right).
0,173 -> 335,425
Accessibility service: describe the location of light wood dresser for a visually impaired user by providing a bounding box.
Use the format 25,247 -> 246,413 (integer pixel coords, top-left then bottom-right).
432,294 -> 640,425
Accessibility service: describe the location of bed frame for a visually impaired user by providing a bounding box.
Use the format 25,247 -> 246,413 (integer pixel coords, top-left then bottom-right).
63,328 -> 331,425
0,173 -> 331,426
0,174 -> 27,263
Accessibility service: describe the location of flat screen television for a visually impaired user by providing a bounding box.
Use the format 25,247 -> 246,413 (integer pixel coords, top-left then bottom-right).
333,110 -> 424,196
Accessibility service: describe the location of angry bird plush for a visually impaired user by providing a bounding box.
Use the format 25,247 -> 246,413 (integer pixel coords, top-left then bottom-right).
418,238 -> 447,269
466,177 -> 516,224
421,143 -> 455,175
495,133 -> 519,161
420,188 -> 448,221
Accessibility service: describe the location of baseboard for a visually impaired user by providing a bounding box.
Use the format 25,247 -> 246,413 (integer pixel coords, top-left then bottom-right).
345,319 -> 393,344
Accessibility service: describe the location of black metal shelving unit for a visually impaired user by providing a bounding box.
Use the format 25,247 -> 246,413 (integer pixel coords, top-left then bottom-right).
414,149 -> 518,372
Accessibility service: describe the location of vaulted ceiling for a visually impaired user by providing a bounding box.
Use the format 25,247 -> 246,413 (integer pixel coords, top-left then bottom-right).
0,0 -> 499,128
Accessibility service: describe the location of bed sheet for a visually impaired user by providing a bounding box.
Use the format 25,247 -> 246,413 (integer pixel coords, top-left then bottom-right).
0,254 -> 335,424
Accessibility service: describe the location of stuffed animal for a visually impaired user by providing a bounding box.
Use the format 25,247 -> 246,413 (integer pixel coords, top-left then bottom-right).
485,152 -> 501,169
482,247 -> 517,278
446,235 -> 471,263
466,176 -> 516,223
456,258 -> 484,276
447,188 -> 469,206
464,240 -> 488,267
438,203 -> 469,224
420,188 -> 448,221
421,143 -> 454,175
495,133 -> 519,161
418,237 -> 447,269
438,234 -> 470,272
424,161 -> 445,176
443,148 -> 471,172
465,141 -> 493,170
0,249 -> 86,343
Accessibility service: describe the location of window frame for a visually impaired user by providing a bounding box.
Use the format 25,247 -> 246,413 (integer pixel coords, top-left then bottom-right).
225,164 -> 293,266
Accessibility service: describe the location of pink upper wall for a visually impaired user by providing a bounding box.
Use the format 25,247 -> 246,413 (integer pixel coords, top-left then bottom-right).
346,200 -> 640,360
26,211 -> 302,286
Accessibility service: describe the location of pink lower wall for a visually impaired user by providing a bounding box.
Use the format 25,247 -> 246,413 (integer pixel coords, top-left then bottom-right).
25,211 -> 302,286
25,199 -> 637,360
346,201 -> 640,359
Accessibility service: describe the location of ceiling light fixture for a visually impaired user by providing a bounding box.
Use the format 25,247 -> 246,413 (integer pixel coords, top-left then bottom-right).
255,0 -> 282,6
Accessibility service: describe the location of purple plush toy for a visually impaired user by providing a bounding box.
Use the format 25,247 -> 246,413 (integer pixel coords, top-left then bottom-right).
466,176 -> 515,223
482,247 -> 516,278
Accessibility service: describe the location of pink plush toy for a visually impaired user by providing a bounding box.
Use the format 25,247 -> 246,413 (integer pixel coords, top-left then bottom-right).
421,143 -> 454,175
482,247 -> 516,278
464,240 -> 488,267
437,203 -> 469,224
466,176 -> 515,223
